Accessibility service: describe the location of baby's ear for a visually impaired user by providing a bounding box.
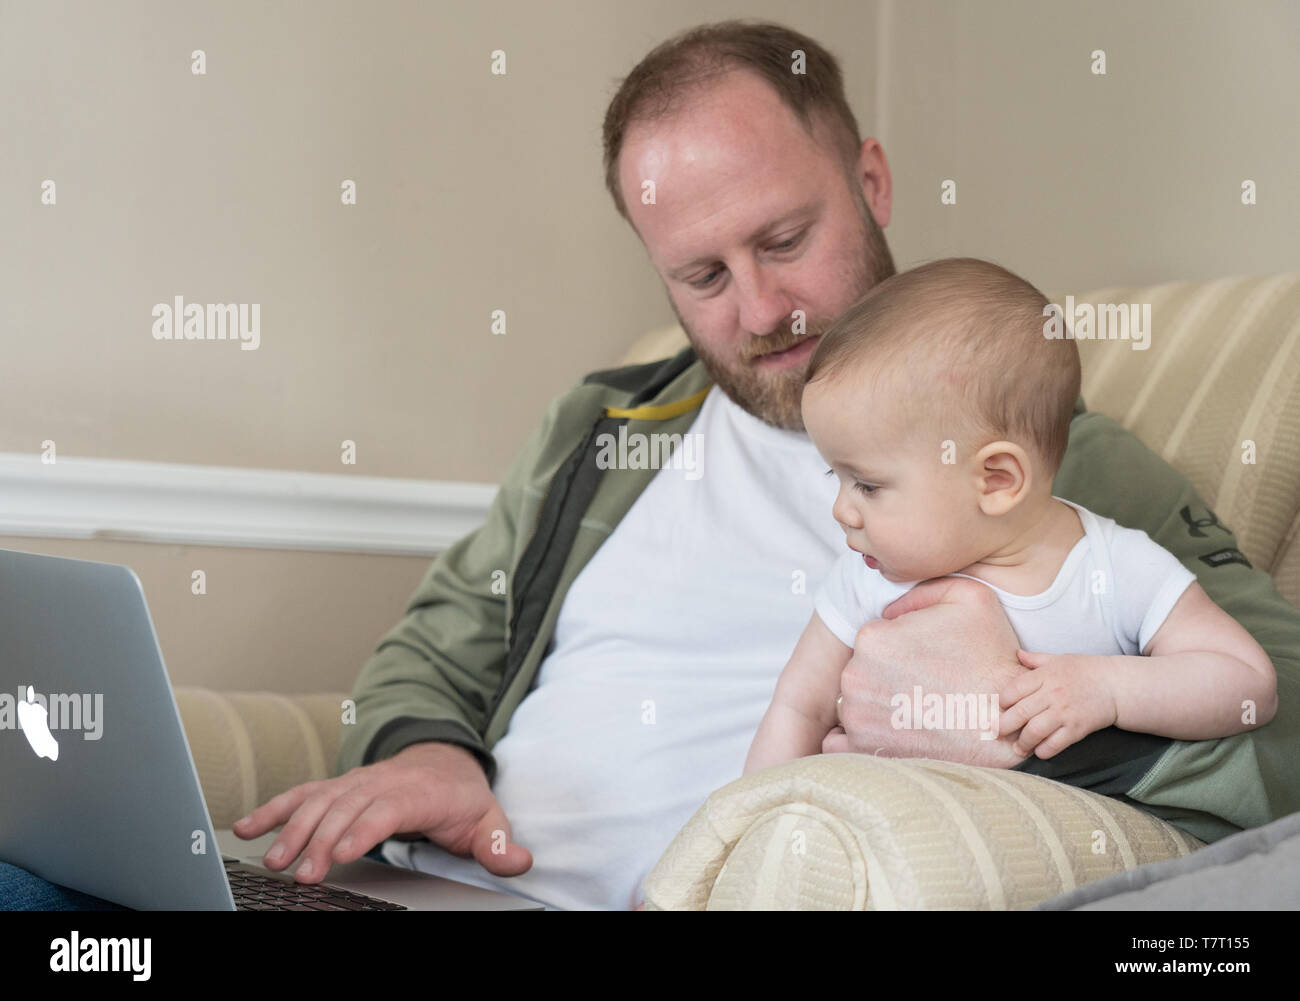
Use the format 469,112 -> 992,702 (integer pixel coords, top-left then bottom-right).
973,441 -> 1033,516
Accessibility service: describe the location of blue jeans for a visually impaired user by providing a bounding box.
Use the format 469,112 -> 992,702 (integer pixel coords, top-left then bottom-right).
0,845 -> 392,910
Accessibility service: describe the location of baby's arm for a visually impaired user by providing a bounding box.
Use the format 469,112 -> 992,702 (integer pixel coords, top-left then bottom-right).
1000,581 -> 1277,758
744,611 -> 853,775
1110,580 -> 1277,736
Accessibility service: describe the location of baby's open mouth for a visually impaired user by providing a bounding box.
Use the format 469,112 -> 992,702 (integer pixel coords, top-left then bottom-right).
849,543 -> 879,570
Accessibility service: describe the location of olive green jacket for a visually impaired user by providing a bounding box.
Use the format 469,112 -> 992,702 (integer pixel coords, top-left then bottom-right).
337,347 -> 1300,844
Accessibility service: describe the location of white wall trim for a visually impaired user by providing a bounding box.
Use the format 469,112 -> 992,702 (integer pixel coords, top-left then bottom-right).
0,452 -> 498,557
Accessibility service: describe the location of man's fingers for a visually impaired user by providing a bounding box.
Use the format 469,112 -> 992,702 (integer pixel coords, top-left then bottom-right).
880,575 -> 997,620
257,790 -> 338,872
879,578 -> 955,619
291,793 -> 377,883
332,798 -> 407,865
822,726 -> 892,758
473,801 -> 533,877
231,781 -> 317,839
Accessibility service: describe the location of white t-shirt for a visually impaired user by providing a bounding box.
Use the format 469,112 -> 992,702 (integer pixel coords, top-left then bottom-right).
386,386 -> 845,909
814,498 -> 1197,658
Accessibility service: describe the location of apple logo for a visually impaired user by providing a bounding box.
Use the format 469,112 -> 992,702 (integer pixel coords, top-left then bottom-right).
17,685 -> 59,761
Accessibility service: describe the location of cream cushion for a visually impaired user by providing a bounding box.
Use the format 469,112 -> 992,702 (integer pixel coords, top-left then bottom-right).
642,755 -> 1203,910
1064,274 -> 1300,603
174,687 -> 351,828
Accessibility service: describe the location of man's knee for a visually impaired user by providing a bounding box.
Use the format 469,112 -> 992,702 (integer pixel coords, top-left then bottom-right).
0,860 -> 129,911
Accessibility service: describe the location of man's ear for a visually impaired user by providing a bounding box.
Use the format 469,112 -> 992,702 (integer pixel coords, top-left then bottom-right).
855,138 -> 893,228
972,441 -> 1032,516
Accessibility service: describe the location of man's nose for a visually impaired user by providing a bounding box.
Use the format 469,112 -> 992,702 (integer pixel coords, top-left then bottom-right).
732,262 -> 794,339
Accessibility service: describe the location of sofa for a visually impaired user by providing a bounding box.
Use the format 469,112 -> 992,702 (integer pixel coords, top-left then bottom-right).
174,270 -> 1300,909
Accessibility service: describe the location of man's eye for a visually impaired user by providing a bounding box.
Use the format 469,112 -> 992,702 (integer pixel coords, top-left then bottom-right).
689,233 -> 802,288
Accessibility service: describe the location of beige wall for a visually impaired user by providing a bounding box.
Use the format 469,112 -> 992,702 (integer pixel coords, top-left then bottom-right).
0,0 -> 878,484
0,534 -> 430,694
881,0 -> 1299,292
2,1 -> 1295,696
5,0 -> 1293,484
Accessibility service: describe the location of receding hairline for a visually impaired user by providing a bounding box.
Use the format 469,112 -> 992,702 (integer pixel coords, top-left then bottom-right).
601,20 -> 865,222
615,67 -> 861,208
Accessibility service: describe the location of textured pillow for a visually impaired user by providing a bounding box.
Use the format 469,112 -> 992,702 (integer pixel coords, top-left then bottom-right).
641,754 -> 1204,910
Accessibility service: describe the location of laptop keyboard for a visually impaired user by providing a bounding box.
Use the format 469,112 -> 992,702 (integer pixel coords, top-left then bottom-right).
222,856 -> 406,911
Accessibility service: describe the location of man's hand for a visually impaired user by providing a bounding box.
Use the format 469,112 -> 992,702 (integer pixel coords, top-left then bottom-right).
231,741 -> 533,884
998,649 -> 1119,759
821,577 -> 1029,768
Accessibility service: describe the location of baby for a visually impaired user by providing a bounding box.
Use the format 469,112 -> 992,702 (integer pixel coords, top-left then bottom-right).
744,258 -> 1277,775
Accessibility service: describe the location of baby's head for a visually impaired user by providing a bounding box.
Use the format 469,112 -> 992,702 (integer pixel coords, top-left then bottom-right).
801,257 -> 1081,583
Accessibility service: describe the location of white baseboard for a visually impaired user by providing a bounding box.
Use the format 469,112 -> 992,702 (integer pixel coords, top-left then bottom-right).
0,452 -> 497,557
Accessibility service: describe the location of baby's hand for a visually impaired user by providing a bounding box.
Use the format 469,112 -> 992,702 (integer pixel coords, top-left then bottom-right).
998,650 -> 1119,759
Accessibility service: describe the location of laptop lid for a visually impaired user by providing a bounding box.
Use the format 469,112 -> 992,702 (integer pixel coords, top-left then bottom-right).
0,547 -> 235,910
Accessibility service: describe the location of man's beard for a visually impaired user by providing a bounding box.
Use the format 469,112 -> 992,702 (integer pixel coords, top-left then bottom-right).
673,189 -> 895,432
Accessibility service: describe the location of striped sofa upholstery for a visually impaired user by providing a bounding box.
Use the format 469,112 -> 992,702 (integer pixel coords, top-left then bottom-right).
1066,274 -> 1300,605
173,687 -> 352,829
643,755 -> 1204,910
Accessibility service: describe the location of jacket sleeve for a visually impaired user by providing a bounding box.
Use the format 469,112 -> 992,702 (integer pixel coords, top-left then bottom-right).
1046,407 -> 1300,842
334,403 -> 558,787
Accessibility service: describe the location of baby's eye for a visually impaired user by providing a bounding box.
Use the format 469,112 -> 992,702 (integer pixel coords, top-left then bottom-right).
827,468 -> 876,494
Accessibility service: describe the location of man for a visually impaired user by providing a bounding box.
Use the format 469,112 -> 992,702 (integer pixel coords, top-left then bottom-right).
234,20 -> 1300,910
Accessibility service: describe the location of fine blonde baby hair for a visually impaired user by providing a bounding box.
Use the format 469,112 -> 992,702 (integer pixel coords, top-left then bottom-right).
804,257 -> 1082,476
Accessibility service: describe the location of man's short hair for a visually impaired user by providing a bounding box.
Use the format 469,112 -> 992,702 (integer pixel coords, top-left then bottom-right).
804,258 -> 1083,476
601,18 -> 863,221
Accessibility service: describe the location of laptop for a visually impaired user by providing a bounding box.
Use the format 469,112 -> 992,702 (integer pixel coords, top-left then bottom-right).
0,547 -> 543,911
